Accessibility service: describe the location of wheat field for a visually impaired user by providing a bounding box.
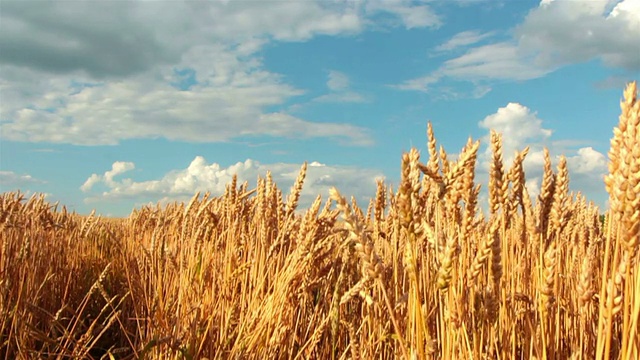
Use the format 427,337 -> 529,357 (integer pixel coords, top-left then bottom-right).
1,82 -> 638,359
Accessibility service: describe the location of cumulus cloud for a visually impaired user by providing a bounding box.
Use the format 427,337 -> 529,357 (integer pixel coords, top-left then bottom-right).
397,0 -> 639,95
525,177 -> 542,199
476,103 -> 608,192
80,174 -> 101,193
566,147 -> 607,175
81,161 -> 135,192
473,102 -> 609,208
479,102 -> 553,161
562,146 -> 609,205
81,157 -> 385,209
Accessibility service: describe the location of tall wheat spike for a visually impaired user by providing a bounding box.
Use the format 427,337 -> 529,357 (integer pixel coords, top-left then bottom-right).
1,82 -> 639,360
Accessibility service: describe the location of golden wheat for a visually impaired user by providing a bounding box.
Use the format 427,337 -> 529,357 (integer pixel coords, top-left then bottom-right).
1,82 -> 638,360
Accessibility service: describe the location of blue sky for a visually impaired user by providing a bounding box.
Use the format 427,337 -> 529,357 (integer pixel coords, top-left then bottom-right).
1,0 -> 638,216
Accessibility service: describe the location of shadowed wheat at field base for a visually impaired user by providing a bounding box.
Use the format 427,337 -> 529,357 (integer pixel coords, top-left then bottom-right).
1,82 -> 639,359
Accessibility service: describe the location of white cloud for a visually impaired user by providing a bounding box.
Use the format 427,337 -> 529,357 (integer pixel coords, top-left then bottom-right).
313,70 -> 369,104
0,1 -> 364,77
81,174 -> 101,193
434,30 -> 495,52
81,161 -> 136,192
393,73 -> 442,92
397,0 -> 639,95
567,147 -> 607,175
81,157 -> 385,209
471,85 -> 493,99
327,70 -> 350,91
518,0 -> 640,70
422,83 -> 493,100
0,56 -> 373,145
563,146 -> 608,204
525,177 -> 542,199
0,170 -> 44,188
105,162 -> 135,184
396,42 -> 551,93
255,113 -> 373,146
479,102 -> 552,164
314,92 -> 369,103
3,1 -> 449,146
439,42 -> 551,81
365,0 -> 442,29
473,102 -> 608,208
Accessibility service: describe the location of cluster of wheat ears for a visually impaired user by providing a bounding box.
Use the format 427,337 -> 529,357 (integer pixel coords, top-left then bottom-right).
1,82 -> 639,360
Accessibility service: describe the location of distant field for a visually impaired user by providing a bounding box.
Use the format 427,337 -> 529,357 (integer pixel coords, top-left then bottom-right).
1,83 -> 638,359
